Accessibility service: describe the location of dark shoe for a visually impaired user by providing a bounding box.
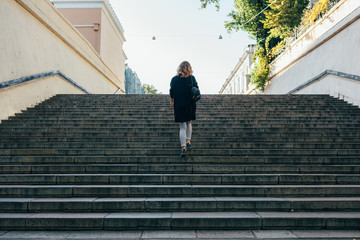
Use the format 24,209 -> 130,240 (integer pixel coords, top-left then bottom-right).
186,143 -> 192,151
180,149 -> 186,157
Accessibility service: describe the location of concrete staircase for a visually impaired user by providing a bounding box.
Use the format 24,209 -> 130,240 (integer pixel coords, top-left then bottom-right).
0,94 -> 359,230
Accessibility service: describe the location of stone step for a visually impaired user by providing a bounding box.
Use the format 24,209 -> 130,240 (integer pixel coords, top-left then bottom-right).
1,94 -> 359,232
20,108 -> 358,115
1,156 -> 358,165
0,173 -> 359,185
1,184 -> 360,198
12,111 -> 360,118
1,142 -> 359,150
24,108 -> 357,114
8,116 -> 360,122
1,197 -> 360,213
19,103 -> 358,108
1,164 -> 359,174
0,211 -> 359,230
4,120 -> 328,126
28,101 -> 356,106
10,107 -> 360,113
42,95 -> 332,100
1,148 -> 359,157
42,94 -> 345,101
3,131 -> 360,139
3,121 -> 360,129
1,136 -> 359,145
2,124 -> 360,133
4,116 -> 359,124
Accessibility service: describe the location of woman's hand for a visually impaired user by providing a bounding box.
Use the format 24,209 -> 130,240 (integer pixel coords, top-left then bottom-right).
170,98 -> 174,109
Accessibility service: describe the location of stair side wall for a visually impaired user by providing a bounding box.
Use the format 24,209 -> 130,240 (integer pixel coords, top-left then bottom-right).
263,0 -> 360,107
0,0 -> 125,121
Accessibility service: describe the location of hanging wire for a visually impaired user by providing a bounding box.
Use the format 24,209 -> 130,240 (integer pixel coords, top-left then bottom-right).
150,34 -> 225,40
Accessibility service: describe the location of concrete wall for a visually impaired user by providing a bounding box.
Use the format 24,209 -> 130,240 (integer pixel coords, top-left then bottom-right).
0,0 -> 124,121
100,7 -> 126,89
0,75 -> 84,122
263,0 -> 360,106
296,74 -> 360,106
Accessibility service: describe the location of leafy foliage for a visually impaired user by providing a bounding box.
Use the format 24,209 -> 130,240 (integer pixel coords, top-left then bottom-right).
263,0 -> 309,36
263,0 -> 309,59
250,46 -> 270,91
226,0 -> 269,48
301,0 -> 329,26
142,84 -> 160,95
200,0 -> 220,10
201,0 -> 309,91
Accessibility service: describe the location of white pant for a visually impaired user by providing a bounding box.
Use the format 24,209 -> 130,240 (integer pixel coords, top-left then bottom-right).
179,121 -> 192,147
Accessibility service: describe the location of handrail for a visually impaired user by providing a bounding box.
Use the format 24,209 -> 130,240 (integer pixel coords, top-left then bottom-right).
0,70 -> 91,94
114,88 -> 122,94
288,69 -> 360,94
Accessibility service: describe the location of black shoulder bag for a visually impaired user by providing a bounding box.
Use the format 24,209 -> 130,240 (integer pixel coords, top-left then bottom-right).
190,76 -> 201,102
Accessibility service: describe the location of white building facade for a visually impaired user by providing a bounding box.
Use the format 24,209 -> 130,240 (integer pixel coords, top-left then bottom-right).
219,44 -> 256,94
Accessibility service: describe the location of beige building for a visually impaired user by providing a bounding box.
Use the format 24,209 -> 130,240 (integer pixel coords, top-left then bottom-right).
51,0 -> 127,84
0,0 -> 127,122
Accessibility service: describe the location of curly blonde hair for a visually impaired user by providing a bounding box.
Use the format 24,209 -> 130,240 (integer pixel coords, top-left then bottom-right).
177,61 -> 193,78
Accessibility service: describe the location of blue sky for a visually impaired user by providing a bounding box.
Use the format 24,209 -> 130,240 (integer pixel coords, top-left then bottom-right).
109,0 -> 255,94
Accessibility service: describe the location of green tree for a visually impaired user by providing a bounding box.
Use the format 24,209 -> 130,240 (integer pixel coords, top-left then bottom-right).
201,0 -> 309,90
201,0 -> 271,90
200,0 -> 220,10
201,0 -> 269,48
263,0 -> 309,58
142,84 -> 160,95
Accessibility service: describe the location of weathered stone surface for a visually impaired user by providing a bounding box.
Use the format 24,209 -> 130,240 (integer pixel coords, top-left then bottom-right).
1,94 -> 360,232
0,175 -> 56,184
66,230 -> 142,239
288,197 -> 360,211
0,199 -> 33,213
325,212 -> 360,229
291,230 -> 360,238
26,213 -> 107,230
172,212 -> 261,229
72,185 -> 128,197
93,198 -> 146,212
0,230 -> 71,238
0,213 -> 32,230
21,186 -> 73,197
28,198 -> 95,212
142,230 -> 196,238
253,230 -> 296,238
128,185 -> 192,197
145,198 -> 217,212
105,213 -> 171,230
196,230 -> 255,238
258,212 -> 347,229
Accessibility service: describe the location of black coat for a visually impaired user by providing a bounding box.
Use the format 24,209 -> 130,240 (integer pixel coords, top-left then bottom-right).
170,75 -> 199,123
